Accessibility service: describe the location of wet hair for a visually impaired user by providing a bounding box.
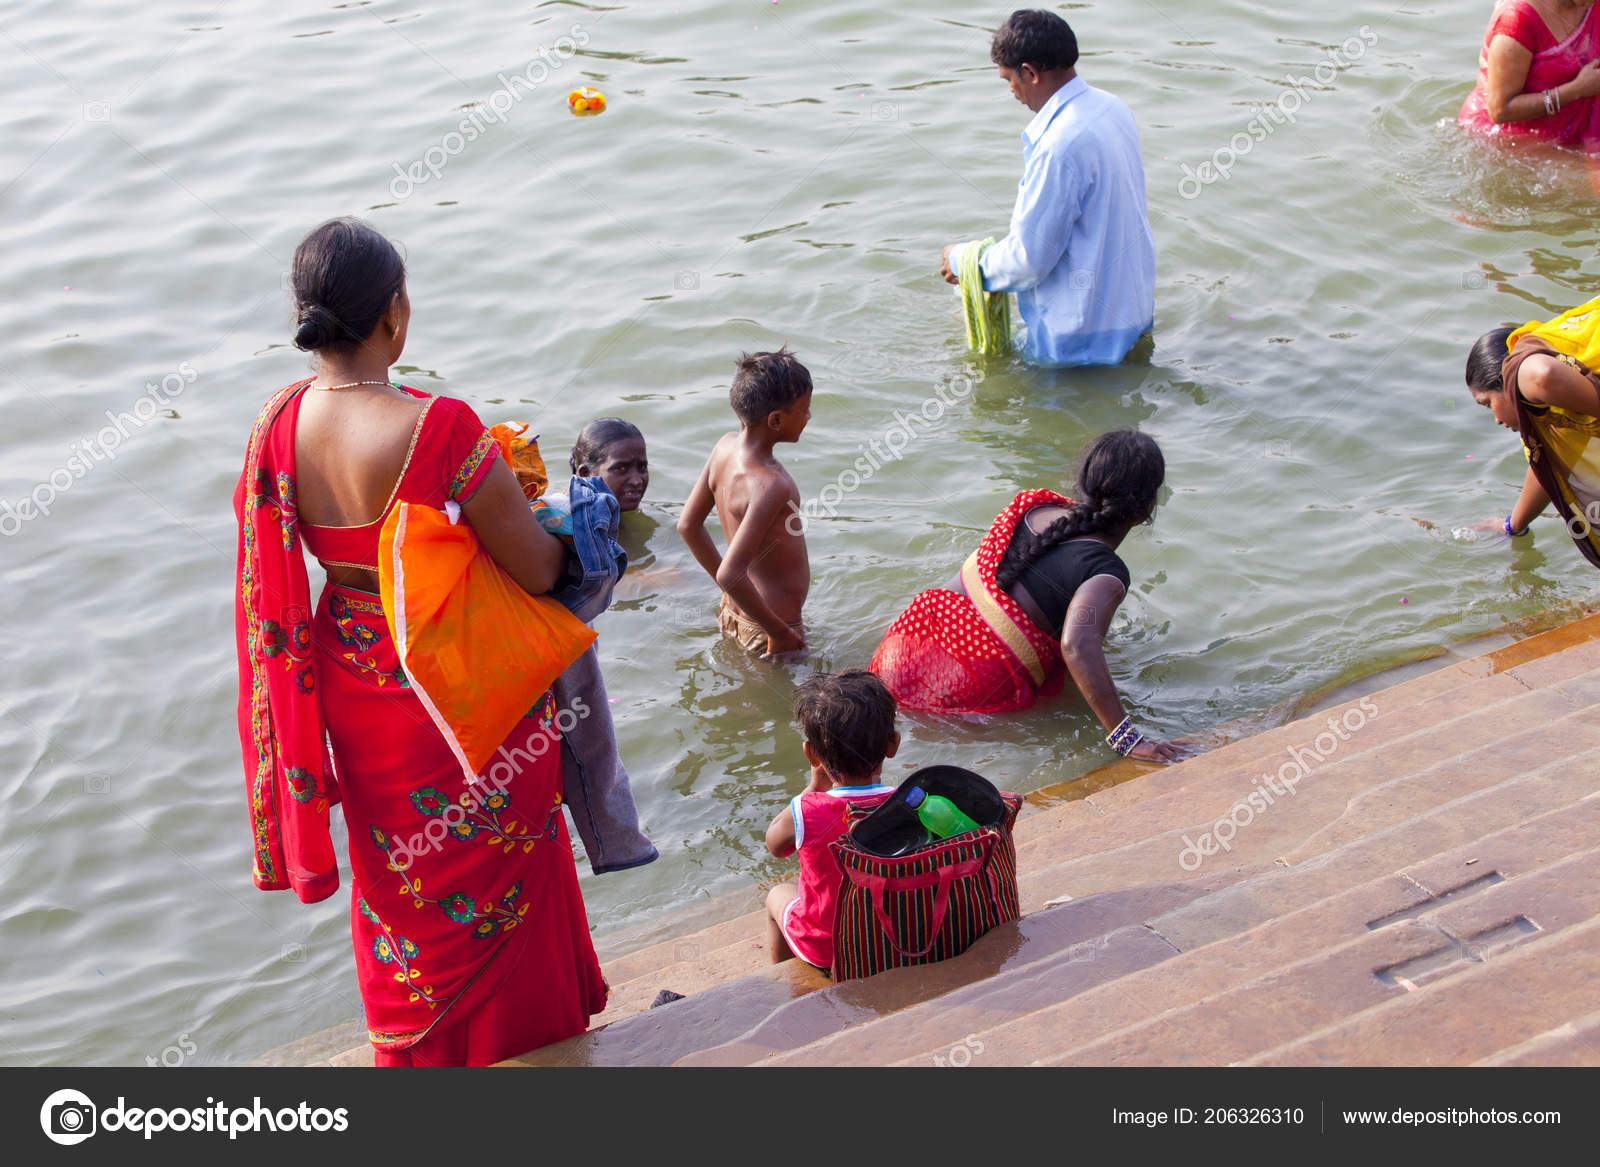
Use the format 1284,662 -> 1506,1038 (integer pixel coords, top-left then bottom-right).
290,217 -> 406,353
991,9 -> 1079,73
793,670 -> 897,780
1466,326 -> 1516,393
995,430 -> 1165,590
730,347 -> 812,426
570,418 -> 644,474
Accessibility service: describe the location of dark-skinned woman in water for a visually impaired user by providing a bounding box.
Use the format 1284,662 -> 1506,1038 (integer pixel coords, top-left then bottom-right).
870,430 -> 1194,764
233,217 -> 606,1066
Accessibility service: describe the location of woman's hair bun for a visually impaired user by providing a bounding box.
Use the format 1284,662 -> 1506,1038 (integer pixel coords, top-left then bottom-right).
294,303 -> 344,352
288,217 -> 406,353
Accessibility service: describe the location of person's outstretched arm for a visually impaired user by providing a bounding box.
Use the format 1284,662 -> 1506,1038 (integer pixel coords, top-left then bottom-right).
677,457 -> 723,583
461,457 -> 567,596
1511,465 -> 1551,533
1061,575 -> 1192,763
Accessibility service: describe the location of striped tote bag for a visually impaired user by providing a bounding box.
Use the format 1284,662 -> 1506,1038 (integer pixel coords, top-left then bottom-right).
829,791 -> 1022,981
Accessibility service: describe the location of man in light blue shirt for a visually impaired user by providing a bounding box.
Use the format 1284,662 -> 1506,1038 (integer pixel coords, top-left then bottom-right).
941,10 -> 1156,366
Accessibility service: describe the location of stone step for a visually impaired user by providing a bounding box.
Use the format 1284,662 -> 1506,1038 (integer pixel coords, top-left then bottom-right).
1016,682 -> 1600,912
1036,842 -> 1600,1066
674,876 -> 1244,1067
1023,618 -> 1600,835
598,920 -> 774,1027
1472,1011 -> 1600,1067
757,784 -> 1599,1067
591,885 -> 762,965
500,959 -> 830,1067
1241,916 -> 1600,1067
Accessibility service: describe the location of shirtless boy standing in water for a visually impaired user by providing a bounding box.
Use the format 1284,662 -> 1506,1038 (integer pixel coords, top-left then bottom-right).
678,348 -> 812,657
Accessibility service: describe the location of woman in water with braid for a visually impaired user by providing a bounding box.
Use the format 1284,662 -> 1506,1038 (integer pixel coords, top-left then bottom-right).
869,430 -> 1192,763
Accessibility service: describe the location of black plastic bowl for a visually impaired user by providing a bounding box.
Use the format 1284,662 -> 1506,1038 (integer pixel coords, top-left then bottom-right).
850,765 -> 1006,858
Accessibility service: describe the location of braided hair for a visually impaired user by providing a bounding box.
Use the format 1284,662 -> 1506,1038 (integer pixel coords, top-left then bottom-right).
995,430 -> 1165,590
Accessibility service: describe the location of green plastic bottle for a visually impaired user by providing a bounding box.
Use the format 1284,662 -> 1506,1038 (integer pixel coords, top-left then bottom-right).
905,787 -> 980,839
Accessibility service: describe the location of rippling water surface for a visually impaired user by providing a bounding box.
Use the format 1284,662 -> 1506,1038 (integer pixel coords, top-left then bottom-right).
3,0 -> 1598,1065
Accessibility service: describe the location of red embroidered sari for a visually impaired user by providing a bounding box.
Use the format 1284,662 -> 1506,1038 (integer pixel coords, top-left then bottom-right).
870,490 -> 1069,714
234,380 -> 607,1066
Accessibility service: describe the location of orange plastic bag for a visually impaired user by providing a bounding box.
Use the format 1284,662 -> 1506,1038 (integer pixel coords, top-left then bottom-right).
489,422 -> 549,501
378,501 -> 596,781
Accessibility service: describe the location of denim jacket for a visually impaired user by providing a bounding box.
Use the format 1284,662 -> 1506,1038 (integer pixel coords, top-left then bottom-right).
552,475 -> 629,623
547,476 -> 655,874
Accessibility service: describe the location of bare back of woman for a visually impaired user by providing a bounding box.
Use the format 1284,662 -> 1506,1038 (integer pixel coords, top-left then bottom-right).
294,385 -> 428,592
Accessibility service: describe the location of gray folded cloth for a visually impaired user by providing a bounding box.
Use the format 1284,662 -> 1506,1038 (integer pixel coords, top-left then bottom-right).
553,642 -> 658,876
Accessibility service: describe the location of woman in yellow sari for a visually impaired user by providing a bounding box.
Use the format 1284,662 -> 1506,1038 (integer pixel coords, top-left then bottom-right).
1467,296 -> 1600,567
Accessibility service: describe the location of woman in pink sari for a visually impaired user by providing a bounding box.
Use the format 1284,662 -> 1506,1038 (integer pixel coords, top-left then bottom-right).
1459,0 -> 1600,150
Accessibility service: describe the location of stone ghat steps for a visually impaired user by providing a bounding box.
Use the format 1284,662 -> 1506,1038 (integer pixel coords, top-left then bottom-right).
579,616 -> 1600,1034
681,761 -> 1600,1065
496,615 -> 1600,1067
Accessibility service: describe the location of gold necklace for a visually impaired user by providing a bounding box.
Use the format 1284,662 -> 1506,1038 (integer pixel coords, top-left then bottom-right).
312,380 -> 392,391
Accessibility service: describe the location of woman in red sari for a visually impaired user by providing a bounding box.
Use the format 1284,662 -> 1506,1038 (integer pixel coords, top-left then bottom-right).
1459,1 -> 1600,150
235,218 -> 606,1066
870,431 -> 1192,764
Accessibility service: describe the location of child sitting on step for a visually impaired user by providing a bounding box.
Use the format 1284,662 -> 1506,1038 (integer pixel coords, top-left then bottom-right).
763,670 -> 900,970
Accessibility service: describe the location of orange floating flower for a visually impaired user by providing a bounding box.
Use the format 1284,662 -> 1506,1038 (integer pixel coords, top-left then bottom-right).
567,87 -> 606,116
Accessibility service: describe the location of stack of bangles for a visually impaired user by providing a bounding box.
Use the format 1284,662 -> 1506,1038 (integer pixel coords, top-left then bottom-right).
1505,515 -> 1529,537
1107,715 -> 1144,757
1544,88 -> 1563,116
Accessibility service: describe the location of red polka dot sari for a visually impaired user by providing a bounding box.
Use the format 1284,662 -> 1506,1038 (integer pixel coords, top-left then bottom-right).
870,489 -> 1070,714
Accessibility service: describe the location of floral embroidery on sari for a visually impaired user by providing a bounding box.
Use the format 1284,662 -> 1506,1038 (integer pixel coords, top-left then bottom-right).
238,379 -> 315,889
328,592 -> 409,687
448,430 -> 499,501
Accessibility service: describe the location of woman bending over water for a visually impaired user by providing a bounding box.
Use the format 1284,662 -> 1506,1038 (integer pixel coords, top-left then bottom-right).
1468,301 -> 1600,568
870,430 -> 1193,763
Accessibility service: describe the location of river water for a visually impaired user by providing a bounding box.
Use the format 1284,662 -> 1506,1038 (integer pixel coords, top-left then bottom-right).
2,0 -> 1598,1066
